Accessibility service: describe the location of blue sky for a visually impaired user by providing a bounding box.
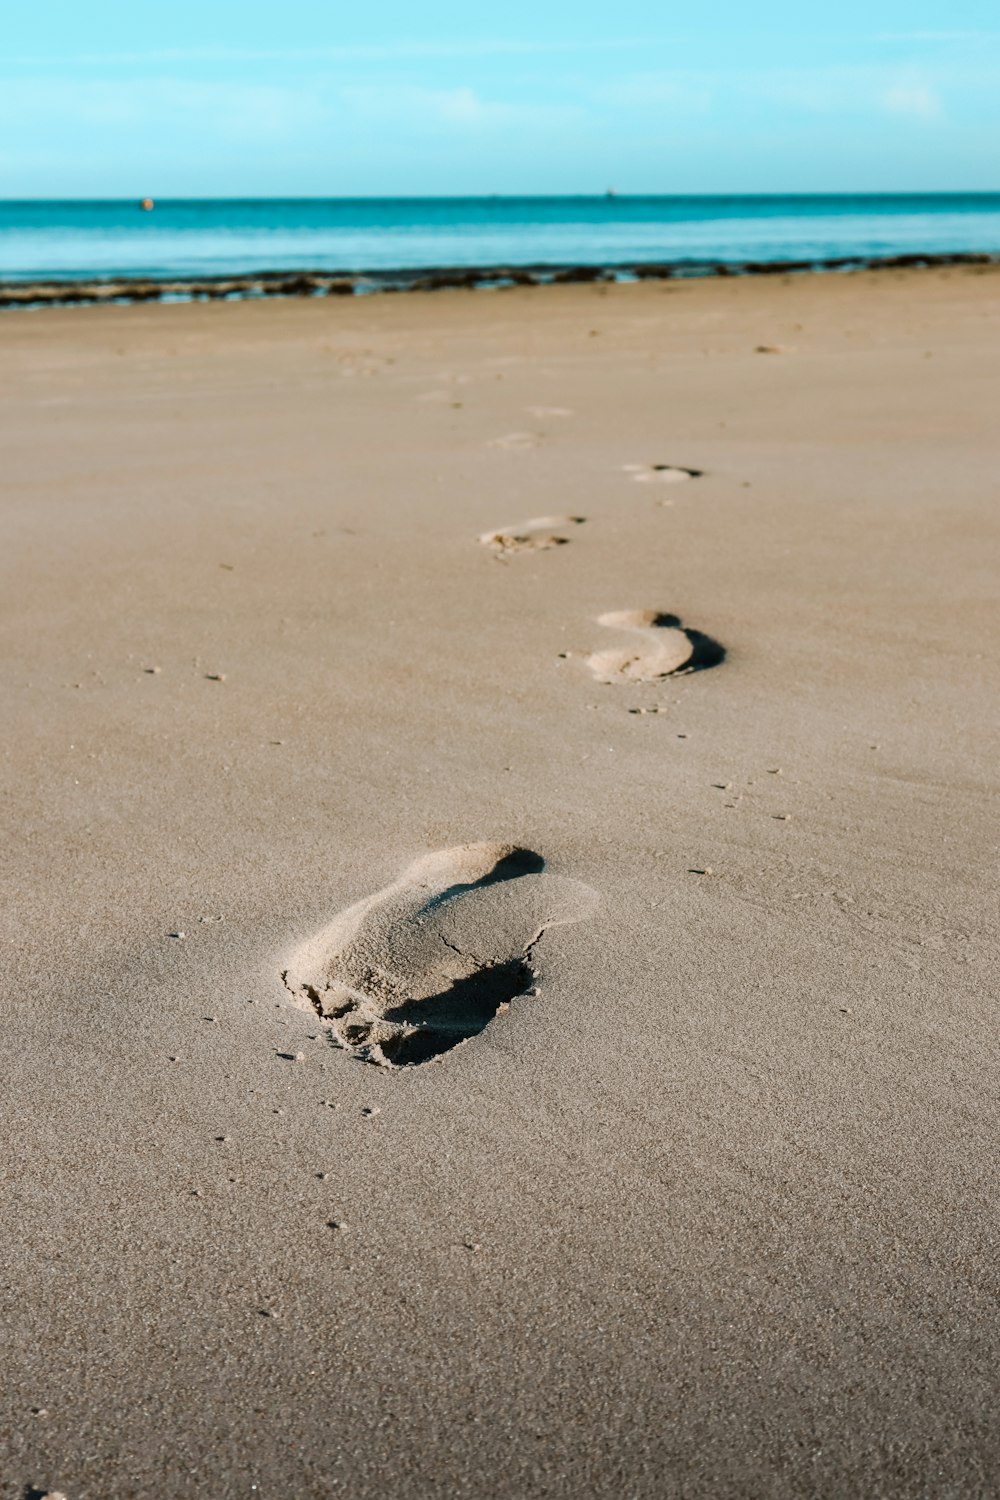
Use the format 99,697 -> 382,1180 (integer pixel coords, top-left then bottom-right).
3,1 -> 999,196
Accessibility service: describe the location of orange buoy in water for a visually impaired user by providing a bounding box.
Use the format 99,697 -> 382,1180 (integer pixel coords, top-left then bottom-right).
141,197 -> 154,211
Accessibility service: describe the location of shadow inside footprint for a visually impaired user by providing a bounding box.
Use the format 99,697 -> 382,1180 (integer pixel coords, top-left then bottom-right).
684,628 -> 727,671
380,958 -> 533,1065
644,615 -> 726,672
420,845 -> 544,915
282,843 -> 596,1068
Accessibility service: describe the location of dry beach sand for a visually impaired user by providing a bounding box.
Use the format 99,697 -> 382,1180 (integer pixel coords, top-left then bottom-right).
1,266 -> 998,1498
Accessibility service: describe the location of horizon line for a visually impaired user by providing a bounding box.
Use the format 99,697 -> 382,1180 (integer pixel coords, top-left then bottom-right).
4,189 -> 1000,204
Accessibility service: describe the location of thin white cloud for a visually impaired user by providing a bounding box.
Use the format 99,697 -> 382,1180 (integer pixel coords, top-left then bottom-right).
0,78 -> 328,141
0,57 -> 991,159
591,63 -> 961,121
595,73 -> 713,112
0,74 -> 583,149
872,32 -> 1000,43
9,37 -> 661,68
339,83 -> 579,132
880,83 -> 943,121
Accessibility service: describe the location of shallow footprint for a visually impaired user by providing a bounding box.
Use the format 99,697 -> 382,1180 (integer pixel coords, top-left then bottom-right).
282,844 -> 597,1068
623,463 -> 703,485
586,610 -> 725,682
479,515 -> 585,557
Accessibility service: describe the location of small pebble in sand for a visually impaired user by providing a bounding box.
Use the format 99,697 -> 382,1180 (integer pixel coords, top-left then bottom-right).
712,782 -> 731,790
689,867 -> 713,876
773,814 -> 791,821
190,1188 -> 203,1198
40,1492 -> 68,1500
316,1172 -> 329,1179
30,1406 -> 48,1416
168,1055 -> 179,1062
168,931 -> 185,940
464,1241 -> 482,1252
840,1007 -> 854,1015
205,672 -> 226,682
260,1308 -> 279,1319
361,1106 -> 381,1118
327,1219 -> 347,1230
767,768 -> 782,775
215,1135 -> 229,1143
203,1015 -> 217,1023
144,666 -> 161,675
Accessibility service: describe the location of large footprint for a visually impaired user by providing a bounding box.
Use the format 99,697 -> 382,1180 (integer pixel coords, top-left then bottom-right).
479,515 -> 585,557
587,610 -> 725,682
282,844 -> 597,1068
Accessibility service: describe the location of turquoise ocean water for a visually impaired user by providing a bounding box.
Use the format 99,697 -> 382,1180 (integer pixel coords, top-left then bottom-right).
2,195 -> 999,283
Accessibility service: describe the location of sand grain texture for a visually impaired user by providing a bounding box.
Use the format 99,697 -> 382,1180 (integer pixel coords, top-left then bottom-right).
1,267 -> 998,1500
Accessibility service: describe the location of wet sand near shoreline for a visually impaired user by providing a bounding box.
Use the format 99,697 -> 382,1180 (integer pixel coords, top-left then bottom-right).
1,266 -> 998,1498
0,246 -> 993,307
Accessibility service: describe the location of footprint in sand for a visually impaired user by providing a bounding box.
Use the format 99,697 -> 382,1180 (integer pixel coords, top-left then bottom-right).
586,610 -> 725,682
623,463 -> 703,485
479,515 -> 585,557
281,844 -> 597,1069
